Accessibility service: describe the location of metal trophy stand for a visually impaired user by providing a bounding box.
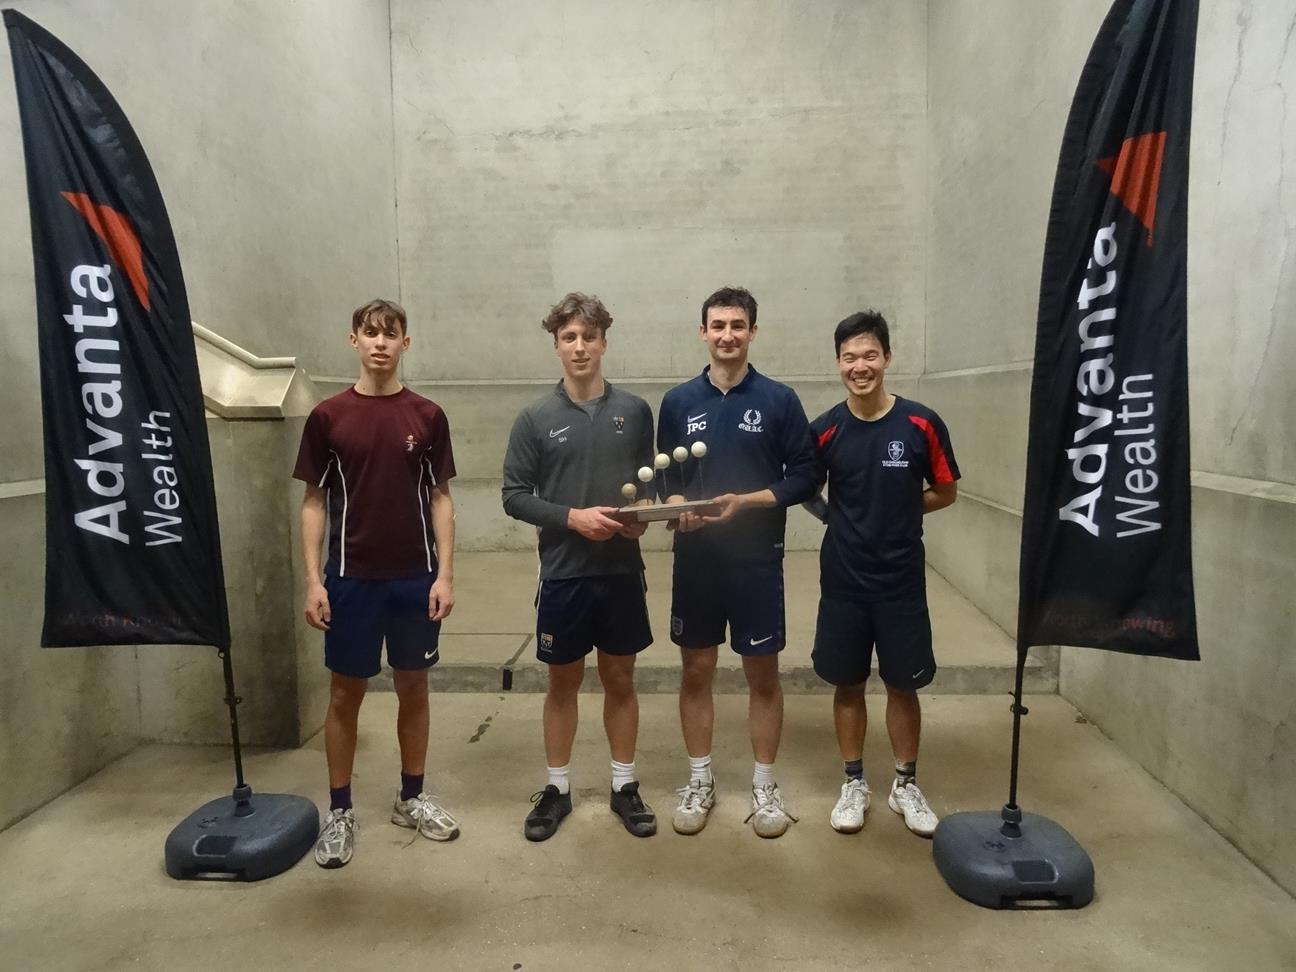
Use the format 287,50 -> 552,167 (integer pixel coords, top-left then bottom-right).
613,442 -> 720,523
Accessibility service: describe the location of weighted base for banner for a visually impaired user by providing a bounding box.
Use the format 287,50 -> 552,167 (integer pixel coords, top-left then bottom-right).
932,805 -> 1094,909
165,784 -> 318,882
163,647 -> 317,881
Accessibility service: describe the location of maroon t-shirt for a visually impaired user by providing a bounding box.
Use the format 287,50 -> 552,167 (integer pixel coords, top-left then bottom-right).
293,387 -> 456,579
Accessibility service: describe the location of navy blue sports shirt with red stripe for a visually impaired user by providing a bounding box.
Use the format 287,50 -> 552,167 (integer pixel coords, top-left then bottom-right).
293,387 -> 456,579
810,396 -> 959,600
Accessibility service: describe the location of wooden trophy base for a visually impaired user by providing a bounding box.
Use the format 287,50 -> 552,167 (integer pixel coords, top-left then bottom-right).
611,499 -> 722,524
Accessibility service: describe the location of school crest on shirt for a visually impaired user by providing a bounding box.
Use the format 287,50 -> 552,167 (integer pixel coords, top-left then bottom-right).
613,416 -> 625,433
883,441 -> 909,468
404,434 -> 417,453
738,408 -> 763,433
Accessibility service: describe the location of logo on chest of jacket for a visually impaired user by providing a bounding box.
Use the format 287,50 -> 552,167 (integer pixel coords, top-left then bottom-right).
613,415 -> 625,433
738,408 -> 763,433
882,440 -> 909,467
686,412 -> 708,435
404,434 -> 417,453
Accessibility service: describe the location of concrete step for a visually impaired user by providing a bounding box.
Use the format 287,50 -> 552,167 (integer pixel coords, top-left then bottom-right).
366,551 -> 1053,695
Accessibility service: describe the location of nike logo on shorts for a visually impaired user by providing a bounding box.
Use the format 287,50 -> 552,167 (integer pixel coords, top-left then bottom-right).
425,649 -> 438,660
749,635 -> 774,646
549,426 -> 570,438
912,667 -> 927,679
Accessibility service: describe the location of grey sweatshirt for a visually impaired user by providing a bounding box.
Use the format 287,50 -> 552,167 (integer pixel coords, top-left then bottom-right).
502,381 -> 654,580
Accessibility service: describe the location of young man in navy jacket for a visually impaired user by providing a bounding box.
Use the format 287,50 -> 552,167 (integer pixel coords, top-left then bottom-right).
658,286 -> 816,838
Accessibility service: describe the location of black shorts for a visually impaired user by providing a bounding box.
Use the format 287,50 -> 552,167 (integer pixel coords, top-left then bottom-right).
323,571 -> 441,679
812,592 -> 936,690
670,555 -> 785,656
535,572 -> 653,665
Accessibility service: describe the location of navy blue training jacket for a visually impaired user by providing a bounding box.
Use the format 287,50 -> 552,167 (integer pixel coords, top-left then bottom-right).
657,365 -> 816,563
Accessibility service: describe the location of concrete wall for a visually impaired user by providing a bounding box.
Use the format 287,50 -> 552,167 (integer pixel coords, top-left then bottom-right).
387,0 -> 930,557
0,0 -> 392,828
924,0 -> 1296,895
0,0 -> 398,482
388,0 -> 928,384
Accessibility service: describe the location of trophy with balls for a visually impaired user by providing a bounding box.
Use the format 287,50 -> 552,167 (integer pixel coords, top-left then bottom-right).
612,441 -> 720,523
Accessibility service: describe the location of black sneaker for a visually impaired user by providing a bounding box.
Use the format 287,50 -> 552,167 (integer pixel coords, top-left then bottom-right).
524,785 -> 572,842
610,781 -> 657,837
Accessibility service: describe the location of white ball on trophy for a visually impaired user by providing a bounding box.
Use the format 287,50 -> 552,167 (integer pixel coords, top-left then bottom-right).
621,482 -> 637,501
690,440 -> 707,458
653,453 -> 670,470
637,466 -> 654,484
672,446 -> 688,464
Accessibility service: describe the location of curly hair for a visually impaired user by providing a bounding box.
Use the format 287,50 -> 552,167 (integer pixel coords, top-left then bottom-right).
542,292 -> 613,335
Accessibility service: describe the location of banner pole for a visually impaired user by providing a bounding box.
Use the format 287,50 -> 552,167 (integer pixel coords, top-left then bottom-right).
216,644 -> 247,794
1001,638 -> 1030,836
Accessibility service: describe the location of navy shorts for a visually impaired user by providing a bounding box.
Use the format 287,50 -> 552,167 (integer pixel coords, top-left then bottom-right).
812,592 -> 936,690
670,555 -> 785,656
535,572 -> 653,665
323,571 -> 441,679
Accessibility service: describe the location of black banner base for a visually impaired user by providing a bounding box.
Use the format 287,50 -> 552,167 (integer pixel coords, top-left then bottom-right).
165,786 -> 318,882
932,807 -> 1094,909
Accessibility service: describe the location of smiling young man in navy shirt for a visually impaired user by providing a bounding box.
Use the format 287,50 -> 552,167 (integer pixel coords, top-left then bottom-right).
808,310 -> 959,838
658,286 -> 816,838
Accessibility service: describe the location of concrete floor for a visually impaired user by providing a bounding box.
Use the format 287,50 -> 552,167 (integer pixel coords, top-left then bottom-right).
1,693 -> 1292,970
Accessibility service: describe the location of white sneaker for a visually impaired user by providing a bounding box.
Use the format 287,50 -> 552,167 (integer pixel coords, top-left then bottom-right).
746,783 -> 797,838
887,779 -> 939,837
830,778 -> 871,833
392,792 -> 461,841
672,778 -> 716,835
315,807 -> 356,868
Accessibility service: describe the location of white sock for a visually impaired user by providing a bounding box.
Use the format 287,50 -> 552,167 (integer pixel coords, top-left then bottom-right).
753,760 -> 776,789
611,759 -> 637,792
688,754 -> 713,785
547,764 -> 570,795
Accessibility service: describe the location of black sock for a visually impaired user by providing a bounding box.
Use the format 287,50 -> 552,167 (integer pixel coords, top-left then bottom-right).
894,760 -> 916,787
329,784 -> 352,811
844,759 -> 864,781
400,772 -> 424,801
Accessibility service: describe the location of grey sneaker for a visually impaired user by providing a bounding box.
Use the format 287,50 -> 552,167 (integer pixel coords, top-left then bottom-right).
830,778 -> 871,833
392,792 -> 461,841
672,778 -> 716,835
315,807 -> 356,868
746,782 -> 797,838
887,779 -> 939,837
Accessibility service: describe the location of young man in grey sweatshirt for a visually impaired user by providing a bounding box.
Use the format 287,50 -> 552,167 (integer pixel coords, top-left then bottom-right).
501,292 -> 658,841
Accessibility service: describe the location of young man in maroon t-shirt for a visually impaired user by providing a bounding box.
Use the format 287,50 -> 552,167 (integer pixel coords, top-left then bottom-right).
293,299 -> 459,868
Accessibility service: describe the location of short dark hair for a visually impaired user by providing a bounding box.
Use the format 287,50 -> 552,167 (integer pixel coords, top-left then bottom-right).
701,286 -> 757,328
352,298 -> 407,335
542,292 -> 613,336
834,310 -> 890,357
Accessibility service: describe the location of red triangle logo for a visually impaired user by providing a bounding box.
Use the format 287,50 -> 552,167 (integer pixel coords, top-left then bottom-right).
1096,132 -> 1166,248
60,192 -> 151,310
